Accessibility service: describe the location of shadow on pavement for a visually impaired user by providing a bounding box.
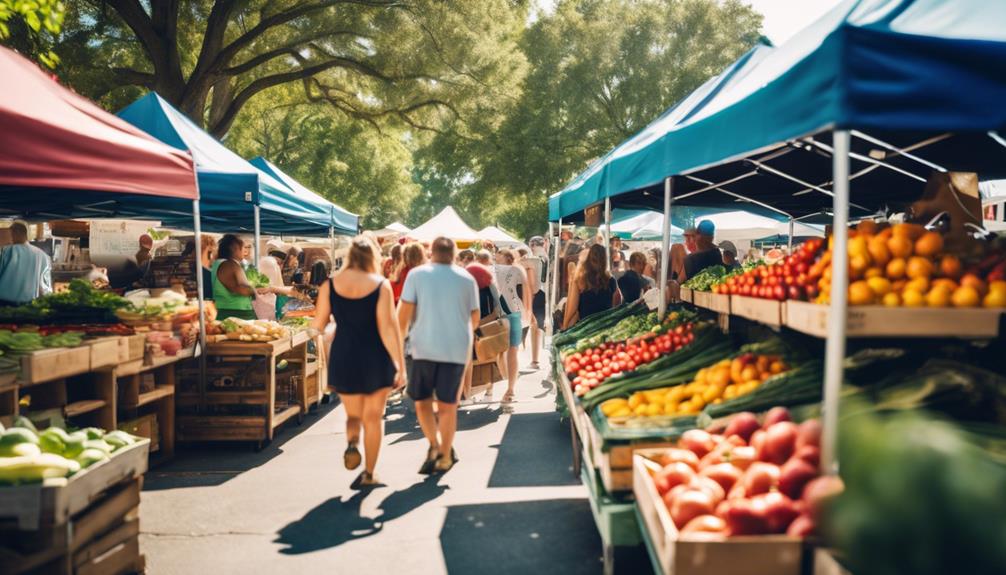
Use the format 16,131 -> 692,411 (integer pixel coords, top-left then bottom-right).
384,401 -> 502,445
144,401 -> 337,491
440,499 -> 602,575
488,412 -> 579,488
274,475 -> 448,555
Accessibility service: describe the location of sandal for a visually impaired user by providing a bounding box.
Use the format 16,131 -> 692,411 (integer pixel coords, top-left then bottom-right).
434,455 -> 455,473
502,391 -> 515,403
351,471 -> 380,490
419,446 -> 439,475
529,361 -> 540,370
344,443 -> 362,470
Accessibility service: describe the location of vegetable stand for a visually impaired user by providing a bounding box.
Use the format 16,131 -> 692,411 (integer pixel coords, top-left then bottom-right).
177,333 -> 309,449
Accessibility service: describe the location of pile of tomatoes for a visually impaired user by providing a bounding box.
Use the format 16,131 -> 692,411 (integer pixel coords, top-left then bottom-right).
713,238 -> 824,301
564,324 -> 696,396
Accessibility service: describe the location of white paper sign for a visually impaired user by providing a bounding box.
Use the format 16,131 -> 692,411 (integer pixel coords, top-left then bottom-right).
89,220 -> 159,257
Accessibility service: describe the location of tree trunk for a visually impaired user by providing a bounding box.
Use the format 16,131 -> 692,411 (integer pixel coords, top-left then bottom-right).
208,76 -> 235,138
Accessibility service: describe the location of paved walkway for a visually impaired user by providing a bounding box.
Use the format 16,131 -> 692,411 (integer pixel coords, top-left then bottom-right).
140,348 -> 605,574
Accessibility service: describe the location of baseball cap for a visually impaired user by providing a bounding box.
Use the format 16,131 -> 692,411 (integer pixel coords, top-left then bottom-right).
697,220 -> 716,237
718,240 -> 737,255
528,236 -> 545,247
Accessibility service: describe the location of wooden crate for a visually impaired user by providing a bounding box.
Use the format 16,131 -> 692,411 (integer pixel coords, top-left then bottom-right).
177,415 -> 267,442
0,479 -> 141,574
814,548 -> 853,575
18,348 -> 91,385
118,414 -> 159,454
785,300 -> 1003,338
679,287 -> 693,304
692,291 -> 731,314
84,338 -> 121,371
731,295 -> 784,327
0,439 -> 149,530
117,335 -> 146,364
633,450 -> 803,575
73,518 -> 141,575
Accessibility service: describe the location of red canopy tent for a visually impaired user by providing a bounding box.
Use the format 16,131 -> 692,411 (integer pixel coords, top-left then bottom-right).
0,46 -> 196,205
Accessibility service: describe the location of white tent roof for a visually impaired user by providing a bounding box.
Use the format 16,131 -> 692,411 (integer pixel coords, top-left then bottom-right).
615,212 -> 683,240
479,225 -> 521,247
374,221 -> 411,236
409,206 -> 479,242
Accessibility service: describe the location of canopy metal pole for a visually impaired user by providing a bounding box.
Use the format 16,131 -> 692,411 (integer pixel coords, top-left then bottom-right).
191,199 -> 207,407
329,226 -> 336,269
604,197 -> 611,271
658,177 -> 673,318
551,217 -> 562,333
822,130 -> 851,475
253,205 -> 261,266
788,218 -> 795,251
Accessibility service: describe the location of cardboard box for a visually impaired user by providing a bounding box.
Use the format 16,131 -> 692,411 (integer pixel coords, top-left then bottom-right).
679,287 -> 694,303
692,291 -> 731,314
785,300 -> 1002,338
730,295 -> 783,327
634,450 -> 803,575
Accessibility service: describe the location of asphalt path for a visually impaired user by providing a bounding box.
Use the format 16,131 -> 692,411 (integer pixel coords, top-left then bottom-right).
140,347 -> 605,574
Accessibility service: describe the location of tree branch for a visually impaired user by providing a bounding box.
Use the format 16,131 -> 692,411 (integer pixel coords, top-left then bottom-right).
209,0 -> 407,74
221,30 -> 369,76
101,0 -> 163,66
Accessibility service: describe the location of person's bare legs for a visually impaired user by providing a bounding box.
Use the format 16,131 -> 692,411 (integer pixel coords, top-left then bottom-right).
530,315 -> 541,367
461,359 -> 473,400
436,400 -> 459,463
414,399 -> 439,452
504,345 -> 518,401
361,388 -> 391,475
339,394 -> 364,445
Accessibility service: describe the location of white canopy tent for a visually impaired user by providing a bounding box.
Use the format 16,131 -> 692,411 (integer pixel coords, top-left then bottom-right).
408,206 -> 479,242
628,210 -> 823,249
615,211 -> 684,240
373,221 -> 411,237
479,225 -> 522,248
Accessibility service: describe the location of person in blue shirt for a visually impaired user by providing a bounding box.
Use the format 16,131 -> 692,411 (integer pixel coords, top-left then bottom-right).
397,236 -> 480,474
0,221 -> 52,305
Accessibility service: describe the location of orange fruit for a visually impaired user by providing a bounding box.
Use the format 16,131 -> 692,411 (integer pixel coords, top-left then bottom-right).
849,236 -> 869,259
939,255 -> 962,279
926,286 -> 952,308
893,223 -> 926,241
887,235 -> 913,259
906,256 -> 934,280
951,285 -> 980,308
902,289 -> 925,307
886,258 -> 907,280
984,290 -> 1006,308
905,277 -> 930,293
931,278 -> 959,292
867,236 -> 891,267
960,273 -> 988,296
849,281 -> 875,305
850,254 -> 870,278
989,280 -> 1006,294
914,232 -> 944,257
865,267 -> 883,279
882,292 -> 901,307
867,276 -> 892,296
857,220 -> 878,236
877,226 -> 894,241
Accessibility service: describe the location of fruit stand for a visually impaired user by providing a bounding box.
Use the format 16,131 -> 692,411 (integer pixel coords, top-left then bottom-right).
177,320 -> 312,449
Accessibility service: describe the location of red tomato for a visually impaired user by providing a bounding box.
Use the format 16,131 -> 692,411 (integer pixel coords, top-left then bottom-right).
568,361 -> 580,372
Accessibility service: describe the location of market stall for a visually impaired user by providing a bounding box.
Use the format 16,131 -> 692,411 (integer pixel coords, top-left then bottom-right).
408,206 -> 480,245
547,1 -> 1006,573
0,46 -> 203,573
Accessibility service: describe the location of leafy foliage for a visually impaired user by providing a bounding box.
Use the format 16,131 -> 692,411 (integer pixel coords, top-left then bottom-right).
0,0 -> 65,68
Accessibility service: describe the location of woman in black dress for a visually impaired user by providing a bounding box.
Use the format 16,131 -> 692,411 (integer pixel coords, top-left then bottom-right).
311,237 -> 405,487
562,243 -> 622,330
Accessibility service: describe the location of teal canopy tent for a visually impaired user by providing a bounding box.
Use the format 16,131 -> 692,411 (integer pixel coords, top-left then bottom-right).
118,93 -> 342,237
250,157 -> 358,236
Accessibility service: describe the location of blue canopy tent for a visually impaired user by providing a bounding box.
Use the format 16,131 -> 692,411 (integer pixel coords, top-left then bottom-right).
249,157 -> 358,236
547,0 -> 1006,470
118,94 -> 345,265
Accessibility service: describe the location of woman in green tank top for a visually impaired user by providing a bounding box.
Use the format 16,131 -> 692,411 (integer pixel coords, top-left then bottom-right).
212,235 -> 258,320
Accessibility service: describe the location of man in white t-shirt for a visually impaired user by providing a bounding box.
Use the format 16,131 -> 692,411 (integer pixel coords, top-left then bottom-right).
494,249 -> 530,403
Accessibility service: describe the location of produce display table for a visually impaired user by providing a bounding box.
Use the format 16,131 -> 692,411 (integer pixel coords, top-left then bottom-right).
554,352 -> 647,575
0,438 -> 150,575
177,334 -> 309,449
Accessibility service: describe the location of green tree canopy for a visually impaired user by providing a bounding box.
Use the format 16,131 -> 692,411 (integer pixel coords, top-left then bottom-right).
416,0 -> 763,239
